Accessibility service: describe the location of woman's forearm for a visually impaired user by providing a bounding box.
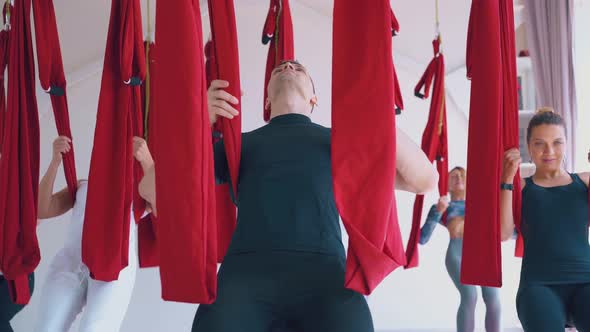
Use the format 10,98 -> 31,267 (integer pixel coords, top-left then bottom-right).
38,160 -> 61,220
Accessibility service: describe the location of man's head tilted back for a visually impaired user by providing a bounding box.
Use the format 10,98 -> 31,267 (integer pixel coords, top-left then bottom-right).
265,60 -> 317,119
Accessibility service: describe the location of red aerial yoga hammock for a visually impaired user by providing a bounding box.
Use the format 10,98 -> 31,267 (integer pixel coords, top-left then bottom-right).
0,0 -> 41,305
137,39 -> 159,269
206,0 -> 242,262
207,0 -> 241,197
405,37 -> 449,268
204,39 -> 237,263
391,8 -> 400,36
82,0 -> 146,281
390,7 -> 404,114
332,0 -> 405,295
461,0 -> 521,287
393,65 -> 404,114
31,0 -> 78,202
262,0 -> 294,122
154,0 -> 217,303
0,29 -> 7,153
498,1 -> 523,259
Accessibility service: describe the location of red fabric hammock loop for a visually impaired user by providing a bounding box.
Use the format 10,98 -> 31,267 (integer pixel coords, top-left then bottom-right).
498,0 -> 523,258
432,37 -> 441,56
461,0 -> 521,287
31,0 -> 78,202
262,0 -> 294,122
204,37 -> 238,263
262,2 -> 277,45
137,40 -> 159,269
82,0 -> 146,282
119,0 -> 146,85
0,30 -> 8,153
414,61 -> 436,100
154,0 -> 217,304
205,40 -> 216,86
207,0 -> 242,197
393,67 -> 404,114
205,0 -> 241,262
332,0 -> 404,295
0,0 -> 41,305
405,38 -> 448,268
391,7 -> 403,114
391,8 -> 400,36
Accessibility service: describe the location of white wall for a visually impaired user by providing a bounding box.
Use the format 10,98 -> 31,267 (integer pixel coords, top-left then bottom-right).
12,1 -> 525,331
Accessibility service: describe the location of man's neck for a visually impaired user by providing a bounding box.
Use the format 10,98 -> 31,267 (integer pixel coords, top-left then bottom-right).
269,102 -> 310,120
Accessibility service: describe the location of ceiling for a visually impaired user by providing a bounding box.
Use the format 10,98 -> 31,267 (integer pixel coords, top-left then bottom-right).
48,0 -> 476,77
49,0 -> 110,73
296,0 -> 473,72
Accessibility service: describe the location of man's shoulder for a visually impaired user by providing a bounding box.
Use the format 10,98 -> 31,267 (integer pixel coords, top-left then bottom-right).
243,122 -> 331,134
312,122 -> 331,131
308,122 -> 331,138
241,126 -> 267,140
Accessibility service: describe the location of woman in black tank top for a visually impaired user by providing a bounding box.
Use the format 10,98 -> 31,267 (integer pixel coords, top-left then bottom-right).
500,108 -> 590,331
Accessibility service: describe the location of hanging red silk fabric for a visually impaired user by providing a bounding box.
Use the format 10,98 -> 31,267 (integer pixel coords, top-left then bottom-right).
206,0 -> 242,262
204,38 -> 237,263
31,0 -> 78,201
393,67 -> 404,114
207,0 -> 241,196
0,0 -> 40,304
137,39 -> 159,269
332,0 -> 405,295
405,37 -> 449,268
390,7 -> 404,114
82,0 -> 146,281
0,28 -> 7,153
154,0 -> 217,303
499,1 -> 524,258
391,8 -> 400,36
461,0 -> 521,287
262,0 -> 294,122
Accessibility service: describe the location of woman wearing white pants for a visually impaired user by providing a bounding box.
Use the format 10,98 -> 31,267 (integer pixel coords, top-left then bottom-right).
35,136 -> 152,332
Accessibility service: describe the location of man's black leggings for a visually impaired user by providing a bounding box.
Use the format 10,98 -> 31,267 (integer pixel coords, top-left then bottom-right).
192,252 -> 374,332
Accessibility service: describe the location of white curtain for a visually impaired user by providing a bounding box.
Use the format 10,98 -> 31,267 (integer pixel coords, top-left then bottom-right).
524,0 -> 577,170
